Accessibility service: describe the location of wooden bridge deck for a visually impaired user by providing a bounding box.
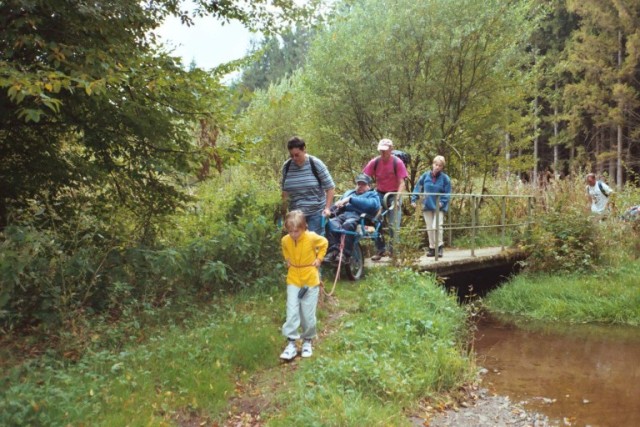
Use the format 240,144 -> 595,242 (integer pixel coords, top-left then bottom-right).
365,246 -> 528,276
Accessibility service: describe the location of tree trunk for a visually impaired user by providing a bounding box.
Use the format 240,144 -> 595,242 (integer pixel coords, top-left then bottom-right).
533,96 -> 539,185
504,132 -> 510,180
595,131 -> 601,172
553,82 -> 559,179
569,139 -> 575,177
616,30 -> 623,188
609,126 -> 616,180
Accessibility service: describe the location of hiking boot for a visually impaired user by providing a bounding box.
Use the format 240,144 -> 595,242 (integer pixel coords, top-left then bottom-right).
279,341 -> 297,361
427,248 -> 435,257
336,253 -> 350,264
437,246 -> 444,257
371,251 -> 386,261
301,340 -> 313,358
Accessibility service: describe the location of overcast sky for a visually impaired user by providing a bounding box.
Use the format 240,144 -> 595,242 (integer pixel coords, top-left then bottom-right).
156,15 -> 259,71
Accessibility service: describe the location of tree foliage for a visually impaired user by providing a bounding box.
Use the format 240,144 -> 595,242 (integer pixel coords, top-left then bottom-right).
238,26 -> 315,93
301,0 -> 540,187
0,0 -> 312,231
0,0 -> 316,328
562,0 -> 640,183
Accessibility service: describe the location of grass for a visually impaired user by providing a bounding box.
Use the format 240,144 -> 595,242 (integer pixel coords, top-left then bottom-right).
484,260 -> 640,325
1,269 -> 475,426
267,269 -> 475,426
0,291 -> 283,426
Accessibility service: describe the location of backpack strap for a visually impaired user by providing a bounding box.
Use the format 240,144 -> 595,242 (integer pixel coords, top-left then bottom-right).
282,158 -> 292,188
308,156 -> 322,186
282,156 -> 322,187
597,181 -> 610,197
373,155 -> 398,177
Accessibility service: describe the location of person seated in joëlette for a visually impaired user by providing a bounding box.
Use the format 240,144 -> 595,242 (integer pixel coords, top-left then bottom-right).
324,174 -> 381,264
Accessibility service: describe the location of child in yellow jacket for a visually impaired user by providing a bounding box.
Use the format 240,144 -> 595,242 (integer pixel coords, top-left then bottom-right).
280,210 -> 328,360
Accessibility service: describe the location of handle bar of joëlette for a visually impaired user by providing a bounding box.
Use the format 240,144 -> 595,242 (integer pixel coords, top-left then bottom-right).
279,211 -> 384,238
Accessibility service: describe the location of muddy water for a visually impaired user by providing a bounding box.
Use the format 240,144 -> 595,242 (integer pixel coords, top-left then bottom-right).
474,314 -> 640,427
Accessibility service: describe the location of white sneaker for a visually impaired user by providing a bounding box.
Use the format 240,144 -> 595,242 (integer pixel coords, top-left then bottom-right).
280,341 -> 297,360
301,340 -> 313,358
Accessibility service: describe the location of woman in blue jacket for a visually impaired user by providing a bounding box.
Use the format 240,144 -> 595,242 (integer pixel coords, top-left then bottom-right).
410,155 -> 451,257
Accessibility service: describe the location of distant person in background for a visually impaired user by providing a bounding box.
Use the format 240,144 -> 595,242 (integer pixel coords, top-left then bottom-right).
362,138 -> 408,261
324,174 -> 381,264
411,155 -> 451,257
281,136 -> 335,234
586,173 -> 613,216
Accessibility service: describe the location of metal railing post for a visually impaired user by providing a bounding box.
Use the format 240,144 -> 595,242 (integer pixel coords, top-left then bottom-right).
434,195 -> 441,261
447,202 -> 452,247
394,192 -> 402,251
471,195 -> 477,257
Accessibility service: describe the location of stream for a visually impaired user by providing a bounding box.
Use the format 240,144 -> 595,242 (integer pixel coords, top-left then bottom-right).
473,314 -> 640,427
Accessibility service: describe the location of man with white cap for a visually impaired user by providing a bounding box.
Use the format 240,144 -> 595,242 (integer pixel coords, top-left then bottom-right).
362,138 -> 408,261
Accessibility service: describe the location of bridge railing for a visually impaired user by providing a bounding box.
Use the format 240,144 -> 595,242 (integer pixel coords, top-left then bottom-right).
382,192 -> 535,260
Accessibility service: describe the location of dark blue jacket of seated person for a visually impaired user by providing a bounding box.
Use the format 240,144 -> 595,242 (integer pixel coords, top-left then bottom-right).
410,171 -> 451,212
327,189 -> 381,256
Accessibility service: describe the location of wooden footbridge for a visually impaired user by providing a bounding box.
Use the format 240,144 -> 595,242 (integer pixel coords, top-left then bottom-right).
363,191 -> 534,277
365,246 -> 528,276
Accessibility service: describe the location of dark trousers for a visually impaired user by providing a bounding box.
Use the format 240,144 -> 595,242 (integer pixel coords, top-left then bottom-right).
327,213 -> 359,256
376,191 -> 399,254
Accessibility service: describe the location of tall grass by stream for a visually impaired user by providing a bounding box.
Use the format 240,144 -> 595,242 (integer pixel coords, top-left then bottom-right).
484,261 -> 640,325
485,176 -> 640,326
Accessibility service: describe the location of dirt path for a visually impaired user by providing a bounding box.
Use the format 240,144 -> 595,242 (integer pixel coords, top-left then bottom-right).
221,294 -> 347,426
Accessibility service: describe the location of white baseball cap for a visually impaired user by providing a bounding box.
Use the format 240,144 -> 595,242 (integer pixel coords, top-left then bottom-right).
377,138 -> 393,151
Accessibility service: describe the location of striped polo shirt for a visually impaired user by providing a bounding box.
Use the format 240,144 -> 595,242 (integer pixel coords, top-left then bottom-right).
282,155 -> 335,216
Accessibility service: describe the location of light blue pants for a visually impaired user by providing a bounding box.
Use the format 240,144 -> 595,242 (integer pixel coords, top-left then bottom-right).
282,285 -> 320,340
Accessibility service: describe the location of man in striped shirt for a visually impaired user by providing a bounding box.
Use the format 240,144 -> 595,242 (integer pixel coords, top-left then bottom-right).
281,136 -> 335,235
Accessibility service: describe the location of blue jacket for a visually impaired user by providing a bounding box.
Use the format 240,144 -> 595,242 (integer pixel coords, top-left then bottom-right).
340,189 -> 381,217
411,171 -> 451,212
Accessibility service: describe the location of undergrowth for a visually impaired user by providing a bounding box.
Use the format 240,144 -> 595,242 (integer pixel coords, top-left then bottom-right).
1,269 -> 476,426
0,167 -> 284,355
485,177 -> 640,325
0,288 -> 283,426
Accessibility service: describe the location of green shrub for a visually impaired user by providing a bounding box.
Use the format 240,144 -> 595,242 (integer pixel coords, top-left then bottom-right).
0,166 -> 286,332
518,206 -> 599,274
0,223 -> 118,327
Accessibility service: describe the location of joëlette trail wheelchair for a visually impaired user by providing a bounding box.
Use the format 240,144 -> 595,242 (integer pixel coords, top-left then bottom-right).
323,208 -> 387,281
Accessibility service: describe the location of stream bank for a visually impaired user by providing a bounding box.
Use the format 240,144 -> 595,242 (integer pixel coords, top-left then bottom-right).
425,313 -> 640,427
